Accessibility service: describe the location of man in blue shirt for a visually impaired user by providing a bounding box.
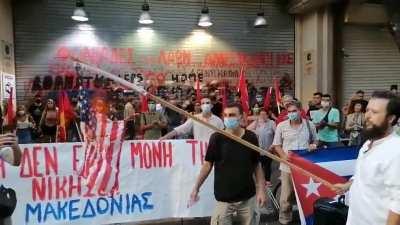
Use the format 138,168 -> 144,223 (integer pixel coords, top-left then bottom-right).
310,94 -> 341,147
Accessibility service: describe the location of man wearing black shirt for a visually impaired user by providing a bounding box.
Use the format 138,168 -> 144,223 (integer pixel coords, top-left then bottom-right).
210,93 -> 223,118
189,103 -> 266,225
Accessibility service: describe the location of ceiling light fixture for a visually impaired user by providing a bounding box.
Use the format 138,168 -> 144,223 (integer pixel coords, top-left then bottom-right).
139,0 -> 154,25
71,0 -> 89,22
198,0 -> 213,28
254,0 -> 267,27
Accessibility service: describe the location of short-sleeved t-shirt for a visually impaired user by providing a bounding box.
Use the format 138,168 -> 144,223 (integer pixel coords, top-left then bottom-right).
174,114 -> 224,141
141,112 -> 166,139
272,119 -> 318,173
205,130 -> 260,202
311,108 -> 340,142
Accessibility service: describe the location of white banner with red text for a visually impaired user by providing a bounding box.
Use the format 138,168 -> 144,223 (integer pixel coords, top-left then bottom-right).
0,140 -> 215,225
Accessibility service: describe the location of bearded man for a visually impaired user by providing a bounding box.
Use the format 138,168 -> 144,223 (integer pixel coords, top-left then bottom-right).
333,90 -> 400,225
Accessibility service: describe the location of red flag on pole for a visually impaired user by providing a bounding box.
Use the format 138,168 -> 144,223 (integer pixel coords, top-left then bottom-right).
238,67 -> 250,115
140,95 -> 149,113
4,87 -> 15,127
57,91 -> 75,142
196,79 -> 202,103
221,86 -> 227,110
273,78 -> 282,107
263,87 -> 272,111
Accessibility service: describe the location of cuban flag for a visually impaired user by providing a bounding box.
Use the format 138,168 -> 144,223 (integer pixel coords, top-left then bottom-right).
289,146 -> 359,225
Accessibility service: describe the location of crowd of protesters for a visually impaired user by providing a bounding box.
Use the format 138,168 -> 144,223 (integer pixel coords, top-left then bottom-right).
1,81 -> 399,225
1,79 -> 398,147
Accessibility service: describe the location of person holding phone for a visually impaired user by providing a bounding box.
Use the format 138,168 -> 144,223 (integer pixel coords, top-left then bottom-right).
0,133 -> 22,225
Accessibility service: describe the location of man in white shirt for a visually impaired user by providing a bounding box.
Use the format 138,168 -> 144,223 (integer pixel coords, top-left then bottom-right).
0,133 -> 22,225
160,97 -> 224,141
333,90 -> 400,225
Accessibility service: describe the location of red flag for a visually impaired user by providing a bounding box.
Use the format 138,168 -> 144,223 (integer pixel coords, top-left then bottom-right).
289,153 -> 347,224
237,67 -> 250,115
140,95 -> 149,113
273,78 -> 282,106
196,79 -> 202,103
263,87 -> 272,110
4,87 -> 15,126
57,91 -> 75,142
221,86 -> 227,109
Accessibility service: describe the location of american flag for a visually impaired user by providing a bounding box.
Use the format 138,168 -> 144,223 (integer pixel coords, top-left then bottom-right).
78,88 -> 125,196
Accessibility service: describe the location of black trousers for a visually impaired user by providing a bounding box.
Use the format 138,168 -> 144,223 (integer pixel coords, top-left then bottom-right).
260,156 -> 272,181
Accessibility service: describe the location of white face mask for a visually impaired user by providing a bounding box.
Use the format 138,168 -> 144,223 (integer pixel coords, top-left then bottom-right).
321,101 -> 330,108
201,104 -> 212,114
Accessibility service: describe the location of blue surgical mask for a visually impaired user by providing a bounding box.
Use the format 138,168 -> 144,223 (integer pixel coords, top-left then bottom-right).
201,104 -> 212,114
224,117 -> 240,129
288,112 -> 299,121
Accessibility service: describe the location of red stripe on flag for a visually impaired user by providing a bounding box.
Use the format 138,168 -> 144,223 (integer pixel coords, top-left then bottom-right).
87,114 -> 109,191
98,121 -> 119,193
111,122 -> 124,194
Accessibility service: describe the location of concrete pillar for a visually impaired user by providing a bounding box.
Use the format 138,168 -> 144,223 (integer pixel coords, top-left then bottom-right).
0,0 -> 15,75
0,0 -> 15,102
295,7 -> 334,106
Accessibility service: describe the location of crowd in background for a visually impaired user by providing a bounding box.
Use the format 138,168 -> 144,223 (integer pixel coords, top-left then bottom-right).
2,80 -> 399,146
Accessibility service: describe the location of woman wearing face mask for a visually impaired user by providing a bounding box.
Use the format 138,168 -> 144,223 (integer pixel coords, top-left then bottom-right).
247,108 -> 276,184
15,105 -> 35,144
345,100 -> 366,146
39,99 -> 59,143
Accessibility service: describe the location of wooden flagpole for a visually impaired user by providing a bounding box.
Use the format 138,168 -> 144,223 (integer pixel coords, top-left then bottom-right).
71,58 -> 335,189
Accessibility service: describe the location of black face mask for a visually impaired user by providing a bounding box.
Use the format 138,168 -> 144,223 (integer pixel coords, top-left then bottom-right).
35,99 -> 41,104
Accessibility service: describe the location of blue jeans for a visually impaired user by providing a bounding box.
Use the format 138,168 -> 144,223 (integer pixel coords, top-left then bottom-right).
17,128 -> 32,144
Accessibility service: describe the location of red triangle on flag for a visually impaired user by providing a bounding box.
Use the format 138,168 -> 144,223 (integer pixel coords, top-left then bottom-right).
289,153 -> 347,219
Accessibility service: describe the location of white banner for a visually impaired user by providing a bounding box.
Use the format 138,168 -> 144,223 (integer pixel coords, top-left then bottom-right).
0,140 -> 215,225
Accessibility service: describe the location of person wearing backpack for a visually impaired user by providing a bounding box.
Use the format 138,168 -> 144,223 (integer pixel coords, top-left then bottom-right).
0,133 -> 22,225
311,94 -> 341,148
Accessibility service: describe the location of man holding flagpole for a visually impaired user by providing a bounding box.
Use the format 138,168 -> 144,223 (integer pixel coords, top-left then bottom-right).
160,97 -> 224,141
189,103 -> 266,225
333,90 -> 400,225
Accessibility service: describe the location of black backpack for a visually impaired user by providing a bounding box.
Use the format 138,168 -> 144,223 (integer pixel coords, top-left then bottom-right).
0,185 -> 17,218
313,196 -> 348,225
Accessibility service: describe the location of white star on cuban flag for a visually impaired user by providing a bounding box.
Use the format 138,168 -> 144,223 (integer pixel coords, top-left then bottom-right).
301,178 -> 322,198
